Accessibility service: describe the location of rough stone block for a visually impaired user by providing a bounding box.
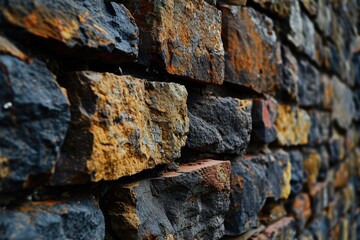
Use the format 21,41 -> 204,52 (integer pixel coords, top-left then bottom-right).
121,0 -> 224,84
308,111 -> 331,146
259,203 -> 287,225
221,6 -> 281,93
281,46 -> 298,100
225,151 -> 291,235
0,196 -> 105,239
320,74 -> 334,110
297,60 -> 322,107
310,182 -> 330,217
332,76 -> 355,128
328,131 -> 346,166
0,56 -> 70,192
308,217 -> 330,240
335,161 -> 351,189
104,160 -> 230,240
290,193 -> 311,231
286,0 -> 304,49
0,0 -> 138,63
53,71 -> 189,184
302,13 -> 316,61
315,0 -> 331,37
275,105 -> 311,146
186,94 -> 252,155
288,150 -> 304,195
251,98 -> 278,144
303,149 -> 322,188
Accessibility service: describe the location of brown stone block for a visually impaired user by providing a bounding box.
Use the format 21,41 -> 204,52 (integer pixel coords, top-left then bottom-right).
221,6 -> 281,93
303,150 -> 321,188
104,160 -> 230,240
291,193 -> 311,231
249,0 -> 292,18
275,105 -> 311,146
0,0 -> 138,63
121,0 -> 224,84
52,71 -> 189,184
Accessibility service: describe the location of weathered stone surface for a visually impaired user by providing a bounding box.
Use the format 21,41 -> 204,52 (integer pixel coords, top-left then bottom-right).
186,94 -> 252,154
300,0 -> 317,17
0,196 -> 105,239
332,77 -> 355,130
308,111 -> 331,146
303,149 -> 321,188
225,151 -> 291,235
328,131 -> 346,166
288,150 -> 304,195
0,35 -> 26,61
320,74 -> 334,110
275,105 -> 311,146
335,161 -> 350,189
0,56 -> 70,192
104,160 -> 230,240
297,60 -> 322,107
286,0 -> 304,49
253,217 -> 296,240
121,0 -> 224,84
251,98 -> 278,144
0,0 -> 138,63
290,193 -> 311,231
281,46 -> 298,100
250,0 -> 291,18
53,71 -> 189,184
315,0 -> 331,37
318,145 -> 329,181
221,6 -> 281,93
302,13 -> 316,61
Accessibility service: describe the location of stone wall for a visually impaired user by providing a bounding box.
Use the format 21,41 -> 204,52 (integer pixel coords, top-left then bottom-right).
0,0 -> 359,239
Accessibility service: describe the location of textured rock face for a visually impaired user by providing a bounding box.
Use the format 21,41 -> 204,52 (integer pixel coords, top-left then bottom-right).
53,71 -> 189,184
287,0 -> 304,49
275,105 -> 311,146
186,95 -> 252,154
0,0 -> 138,63
250,0 -> 291,18
0,196 -> 105,239
0,56 -> 70,192
289,151 -> 305,195
221,6 -> 281,93
332,77 -> 355,129
281,46 -> 299,100
0,35 -> 26,61
104,160 -> 230,240
120,0 -> 224,84
297,60 -> 321,107
291,193 -> 311,231
225,151 -> 291,235
251,98 -> 278,144
308,111 -> 331,146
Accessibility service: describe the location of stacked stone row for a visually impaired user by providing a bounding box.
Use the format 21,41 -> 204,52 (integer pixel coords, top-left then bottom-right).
0,0 -> 359,239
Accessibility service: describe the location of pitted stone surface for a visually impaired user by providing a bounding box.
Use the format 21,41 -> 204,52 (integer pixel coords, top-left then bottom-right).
120,0 -> 224,84
0,0 -> 138,63
104,160 -> 230,240
221,6 -> 281,93
53,71 -> 189,184
0,56 -> 70,192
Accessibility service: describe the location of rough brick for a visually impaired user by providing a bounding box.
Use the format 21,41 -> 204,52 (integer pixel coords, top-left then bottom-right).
52,71 -> 189,184
251,98 -> 278,144
275,105 -> 311,146
0,0 -> 138,63
121,0 -> 224,84
225,151 -> 291,235
104,160 -> 230,240
221,6 -> 281,93
0,56 -> 70,192
186,94 -> 252,155
0,196 -> 104,240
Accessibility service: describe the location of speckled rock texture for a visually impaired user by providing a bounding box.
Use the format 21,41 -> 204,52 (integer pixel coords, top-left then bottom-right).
0,55 -> 70,192
52,71 -> 189,184
104,160 -> 230,240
